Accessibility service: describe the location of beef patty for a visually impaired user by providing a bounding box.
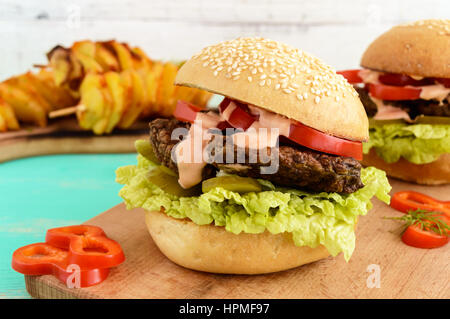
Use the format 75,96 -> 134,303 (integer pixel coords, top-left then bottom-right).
149,118 -> 364,194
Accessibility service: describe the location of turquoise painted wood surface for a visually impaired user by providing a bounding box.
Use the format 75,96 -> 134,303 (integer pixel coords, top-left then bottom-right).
0,153 -> 137,299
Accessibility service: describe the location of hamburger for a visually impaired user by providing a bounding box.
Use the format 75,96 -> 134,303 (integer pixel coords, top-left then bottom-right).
116,37 -> 390,274
338,19 -> 450,184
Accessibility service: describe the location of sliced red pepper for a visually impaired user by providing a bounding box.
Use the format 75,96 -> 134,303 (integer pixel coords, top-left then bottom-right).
390,191 -> 450,216
401,223 -> 449,249
11,225 -> 125,288
11,243 -> 110,287
389,191 -> 449,249
46,225 -> 125,269
45,225 -> 105,250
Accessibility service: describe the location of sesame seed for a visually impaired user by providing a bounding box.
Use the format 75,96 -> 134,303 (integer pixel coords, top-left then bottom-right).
315,96 -> 320,104
192,37 -> 362,104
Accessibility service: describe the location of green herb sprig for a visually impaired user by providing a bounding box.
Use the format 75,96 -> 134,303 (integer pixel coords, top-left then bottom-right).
384,209 -> 450,236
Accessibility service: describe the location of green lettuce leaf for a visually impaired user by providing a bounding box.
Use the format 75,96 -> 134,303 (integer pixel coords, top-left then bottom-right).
363,123 -> 450,164
116,155 -> 391,261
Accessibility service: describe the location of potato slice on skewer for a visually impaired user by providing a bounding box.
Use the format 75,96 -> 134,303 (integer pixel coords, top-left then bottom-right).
111,42 -> 134,71
95,43 -> 120,71
157,62 -> 179,117
0,99 -> 20,130
104,71 -> 125,133
78,73 -> 105,131
72,41 -> 104,74
0,83 -> 47,127
92,80 -> 113,135
140,61 -> 164,118
4,76 -> 52,113
117,70 -> 144,129
34,69 -> 78,109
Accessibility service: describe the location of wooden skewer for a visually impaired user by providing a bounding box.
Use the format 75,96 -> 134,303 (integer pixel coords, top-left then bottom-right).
48,105 -> 85,119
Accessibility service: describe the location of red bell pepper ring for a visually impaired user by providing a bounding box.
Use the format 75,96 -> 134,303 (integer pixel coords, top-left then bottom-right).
11,243 -> 110,287
46,225 -> 124,269
11,225 -> 124,288
390,191 -> 450,216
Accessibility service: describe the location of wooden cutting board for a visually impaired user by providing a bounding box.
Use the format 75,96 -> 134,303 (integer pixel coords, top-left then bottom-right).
24,179 -> 450,299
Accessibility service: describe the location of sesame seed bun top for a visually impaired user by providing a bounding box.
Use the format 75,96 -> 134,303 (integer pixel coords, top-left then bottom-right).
175,37 -> 369,142
361,19 -> 450,78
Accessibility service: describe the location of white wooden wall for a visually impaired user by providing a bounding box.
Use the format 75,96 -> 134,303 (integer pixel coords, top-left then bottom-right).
0,0 -> 448,80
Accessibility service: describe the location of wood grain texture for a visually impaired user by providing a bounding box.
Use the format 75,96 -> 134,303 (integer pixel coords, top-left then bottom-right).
1,0 -> 449,79
25,179 -> 450,299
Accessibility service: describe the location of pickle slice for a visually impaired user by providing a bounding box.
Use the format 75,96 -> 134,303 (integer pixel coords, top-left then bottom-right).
202,176 -> 262,193
147,167 -> 201,197
135,139 -> 160,164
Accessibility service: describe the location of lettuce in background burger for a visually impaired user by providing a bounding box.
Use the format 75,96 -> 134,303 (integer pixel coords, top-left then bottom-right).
339,19 -> 450,185
116,37 -> 390,274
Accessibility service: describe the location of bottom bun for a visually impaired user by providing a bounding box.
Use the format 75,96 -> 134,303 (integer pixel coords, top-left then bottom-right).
362,149 -> 450,185
145,210 -> 330,274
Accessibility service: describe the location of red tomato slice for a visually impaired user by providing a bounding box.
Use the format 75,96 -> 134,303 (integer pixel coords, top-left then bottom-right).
402,223 -> 449,249
378,73 -> 434,87
336,70 -> 363,84
219,98 -> 256,130
368,83 -> 422,100
174,100 -> 203,123
288,123 -> 363,160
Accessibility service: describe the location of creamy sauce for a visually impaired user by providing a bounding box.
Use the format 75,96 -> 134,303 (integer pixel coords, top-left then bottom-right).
372,98 -> 412,122
247,105 -> 291,137
358,69 -> 381,84
175,112 -> 221,189
419,84 -> 450,102
173,100 -> 296,189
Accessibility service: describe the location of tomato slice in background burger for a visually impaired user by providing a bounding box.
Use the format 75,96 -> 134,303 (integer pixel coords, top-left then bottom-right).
435,77 -> 450,88
378,73 -> 434,87
336,70 -> 363,84
368,83 -> 422,100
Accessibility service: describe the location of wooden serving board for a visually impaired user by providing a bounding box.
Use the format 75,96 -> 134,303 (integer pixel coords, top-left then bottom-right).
0,118 -> 148,163
24,179 -> 450,299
